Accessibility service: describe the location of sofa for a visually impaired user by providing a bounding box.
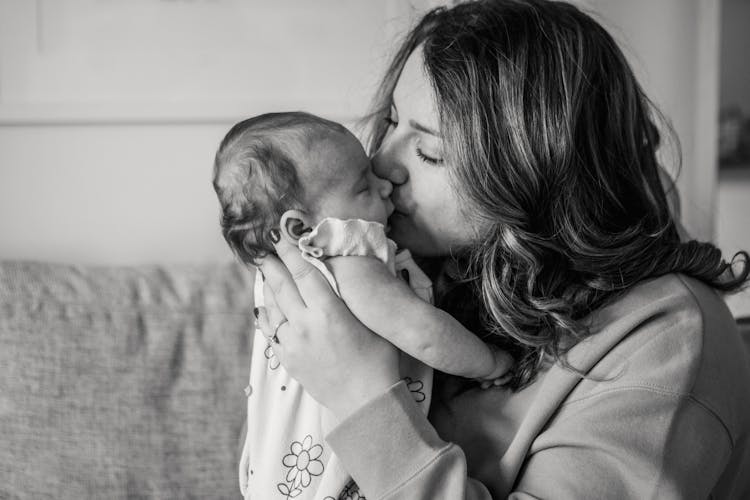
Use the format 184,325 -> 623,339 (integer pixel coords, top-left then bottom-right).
0,261 -> 256,499
2,260 -> 750,500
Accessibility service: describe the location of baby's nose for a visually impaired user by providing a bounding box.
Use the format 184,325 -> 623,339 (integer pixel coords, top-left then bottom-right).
378,177 -> 393,198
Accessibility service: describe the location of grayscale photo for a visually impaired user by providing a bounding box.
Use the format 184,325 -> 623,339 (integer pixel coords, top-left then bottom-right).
1,1 -> 749,498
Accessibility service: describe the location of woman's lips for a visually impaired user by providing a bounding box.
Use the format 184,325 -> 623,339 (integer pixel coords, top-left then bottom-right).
389,189 -> 411,216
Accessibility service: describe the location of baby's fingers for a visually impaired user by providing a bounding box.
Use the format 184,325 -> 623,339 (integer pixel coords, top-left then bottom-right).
479,372 -> 513,390
485,345 -> 514,379
493,372 -> 513,386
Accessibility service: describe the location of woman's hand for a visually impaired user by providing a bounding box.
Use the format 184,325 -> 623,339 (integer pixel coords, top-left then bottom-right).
257,236 -> 401,421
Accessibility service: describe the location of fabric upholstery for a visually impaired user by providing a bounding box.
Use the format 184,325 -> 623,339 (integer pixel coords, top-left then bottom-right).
0,261 -> 255,499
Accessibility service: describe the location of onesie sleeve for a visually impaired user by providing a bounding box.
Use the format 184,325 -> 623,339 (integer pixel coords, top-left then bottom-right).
326,380 -> 493,500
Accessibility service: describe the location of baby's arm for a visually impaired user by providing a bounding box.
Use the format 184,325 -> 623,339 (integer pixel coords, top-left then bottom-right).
327,256 -> 512,380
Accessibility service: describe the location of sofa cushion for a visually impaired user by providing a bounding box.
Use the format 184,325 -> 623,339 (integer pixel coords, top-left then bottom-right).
0,261 -> 255,499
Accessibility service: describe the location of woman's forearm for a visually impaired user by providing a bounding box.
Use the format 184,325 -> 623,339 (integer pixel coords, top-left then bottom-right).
326,380 -> 494,500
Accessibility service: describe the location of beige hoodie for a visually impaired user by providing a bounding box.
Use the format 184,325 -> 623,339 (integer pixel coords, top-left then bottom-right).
327,274 -> 750,499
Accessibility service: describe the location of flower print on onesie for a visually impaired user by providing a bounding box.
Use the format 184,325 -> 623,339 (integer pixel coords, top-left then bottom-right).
239,217 -> 433,500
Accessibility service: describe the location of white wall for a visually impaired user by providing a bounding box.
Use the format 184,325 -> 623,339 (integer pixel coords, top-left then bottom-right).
0,0 -> 731,278
0,123 -> 231,265
0,0 -> 422,265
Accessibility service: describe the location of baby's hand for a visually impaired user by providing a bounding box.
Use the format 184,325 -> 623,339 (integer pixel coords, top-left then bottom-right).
478,344 -> 514,389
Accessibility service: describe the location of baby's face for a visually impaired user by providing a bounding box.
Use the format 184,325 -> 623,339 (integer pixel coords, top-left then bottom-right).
300,129 -> 394,227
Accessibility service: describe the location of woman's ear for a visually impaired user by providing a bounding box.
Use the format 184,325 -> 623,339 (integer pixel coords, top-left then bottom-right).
279,209 -> 313,243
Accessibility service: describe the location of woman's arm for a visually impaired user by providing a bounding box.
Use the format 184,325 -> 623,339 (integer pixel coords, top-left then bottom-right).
327,379 -> 494,500
327,381 -> 732,499
257,238 -> 400,420
326,255 -> 510,380
258,238 -> 494,499
258,239 -> 733,499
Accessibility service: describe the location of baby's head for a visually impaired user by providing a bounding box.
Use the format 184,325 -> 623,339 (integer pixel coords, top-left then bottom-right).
213,111 -> 393,265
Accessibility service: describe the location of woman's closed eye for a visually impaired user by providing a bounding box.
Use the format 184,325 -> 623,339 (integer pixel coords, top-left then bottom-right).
416,147 -> 443,165
384,102 -> 443,165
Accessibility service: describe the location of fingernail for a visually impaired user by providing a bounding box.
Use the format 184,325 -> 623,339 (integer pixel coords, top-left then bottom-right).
253,307 -> 259,318
269,229 -> 280,244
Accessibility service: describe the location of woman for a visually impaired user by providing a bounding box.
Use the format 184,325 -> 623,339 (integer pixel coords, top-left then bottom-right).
257,1 -> 750,497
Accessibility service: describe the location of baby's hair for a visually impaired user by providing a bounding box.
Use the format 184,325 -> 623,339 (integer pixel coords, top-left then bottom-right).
213,111 -> 346,265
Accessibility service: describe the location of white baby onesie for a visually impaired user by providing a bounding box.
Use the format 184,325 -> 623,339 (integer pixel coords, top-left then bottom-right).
239,218 -> 433,500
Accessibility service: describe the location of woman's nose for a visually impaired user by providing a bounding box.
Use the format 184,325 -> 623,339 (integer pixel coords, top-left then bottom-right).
372,141 -> 408,186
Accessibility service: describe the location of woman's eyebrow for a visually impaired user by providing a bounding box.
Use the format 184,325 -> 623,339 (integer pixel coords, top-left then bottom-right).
409,119 -> 440,137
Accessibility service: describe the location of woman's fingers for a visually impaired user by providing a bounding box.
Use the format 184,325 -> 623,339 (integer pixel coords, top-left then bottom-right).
263,281 -> 290,340
270,237 -> 337,307
256,306 -> 286,357
258,252 -> 307,317
256,305 -> 272,339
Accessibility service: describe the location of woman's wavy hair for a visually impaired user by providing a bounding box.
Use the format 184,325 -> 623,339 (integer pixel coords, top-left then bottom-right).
365,0 -> 749,390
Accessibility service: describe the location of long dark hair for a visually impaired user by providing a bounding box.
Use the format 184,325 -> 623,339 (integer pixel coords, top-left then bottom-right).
366,0 -> 749,390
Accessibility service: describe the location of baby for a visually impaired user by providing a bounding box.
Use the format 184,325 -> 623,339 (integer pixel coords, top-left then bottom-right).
212,112 -> 512,500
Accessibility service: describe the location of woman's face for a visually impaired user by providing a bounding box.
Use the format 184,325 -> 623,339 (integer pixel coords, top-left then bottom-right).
372,47 -> 479,257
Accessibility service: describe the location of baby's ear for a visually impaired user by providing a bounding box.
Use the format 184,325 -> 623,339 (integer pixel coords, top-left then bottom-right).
279,209 -> 313,243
